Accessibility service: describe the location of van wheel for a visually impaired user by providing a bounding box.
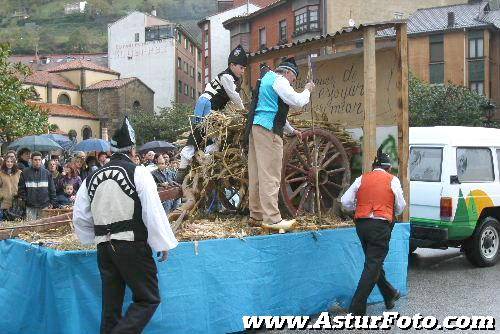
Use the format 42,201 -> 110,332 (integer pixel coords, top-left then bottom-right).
465,217 -> 500,267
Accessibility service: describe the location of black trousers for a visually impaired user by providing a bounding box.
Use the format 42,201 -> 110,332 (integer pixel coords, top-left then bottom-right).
348,218 -> 398,315
97,240 -> 161,334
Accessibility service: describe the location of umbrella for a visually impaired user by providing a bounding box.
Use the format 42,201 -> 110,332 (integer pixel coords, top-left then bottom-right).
72,138 -> 110,152
40,134 -> 73,151
9,135 -> 63,152
139,141 -> 176,154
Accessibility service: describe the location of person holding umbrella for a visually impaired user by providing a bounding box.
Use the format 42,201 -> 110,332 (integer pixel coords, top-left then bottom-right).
17,148 -> 31,171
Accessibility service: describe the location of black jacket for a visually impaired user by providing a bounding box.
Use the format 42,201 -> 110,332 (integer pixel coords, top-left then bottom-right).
18,167 -> 57,208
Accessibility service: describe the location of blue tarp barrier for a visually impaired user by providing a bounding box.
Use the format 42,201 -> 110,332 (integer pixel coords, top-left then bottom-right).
0,223 -> 410,334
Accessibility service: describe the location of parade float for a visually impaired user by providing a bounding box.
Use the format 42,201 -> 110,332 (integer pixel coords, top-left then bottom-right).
0,21 -> 410,334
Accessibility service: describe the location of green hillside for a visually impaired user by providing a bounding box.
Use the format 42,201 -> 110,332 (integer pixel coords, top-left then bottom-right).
0,0 -> 216,54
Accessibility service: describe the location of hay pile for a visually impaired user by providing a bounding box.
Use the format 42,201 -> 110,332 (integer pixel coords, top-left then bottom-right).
17,225 -> 94,251
14,215 -> 354,250
175,108 -> 357,217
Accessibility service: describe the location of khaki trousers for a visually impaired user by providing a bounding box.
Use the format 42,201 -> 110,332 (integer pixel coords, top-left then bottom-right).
248,125 -> 283,224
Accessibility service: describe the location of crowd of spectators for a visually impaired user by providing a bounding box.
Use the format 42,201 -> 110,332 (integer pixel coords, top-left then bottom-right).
0,148 -> 180,223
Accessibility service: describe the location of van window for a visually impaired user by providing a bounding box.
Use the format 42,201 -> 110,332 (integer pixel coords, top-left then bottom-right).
457,147 -> 494,182
410,147 -> 443,182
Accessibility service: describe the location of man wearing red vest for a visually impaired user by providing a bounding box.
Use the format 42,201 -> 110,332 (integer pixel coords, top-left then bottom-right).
340,149 -> 406,316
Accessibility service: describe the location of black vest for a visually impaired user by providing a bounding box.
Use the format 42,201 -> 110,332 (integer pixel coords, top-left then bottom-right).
86,153 -> 147,244
243,79 -> 290,145
204,68 -> 241,111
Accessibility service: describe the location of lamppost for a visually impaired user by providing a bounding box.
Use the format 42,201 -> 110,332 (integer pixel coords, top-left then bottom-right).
483,100 -> 496,127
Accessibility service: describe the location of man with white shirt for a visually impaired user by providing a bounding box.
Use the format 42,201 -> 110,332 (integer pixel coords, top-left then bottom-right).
245,57 -> 315,231
176,44 -> 248,183
73,117 -> 178,334
340,149 -> 406,316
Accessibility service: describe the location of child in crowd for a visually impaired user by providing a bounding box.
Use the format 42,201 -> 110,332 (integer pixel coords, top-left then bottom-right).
55,183 -> 75,208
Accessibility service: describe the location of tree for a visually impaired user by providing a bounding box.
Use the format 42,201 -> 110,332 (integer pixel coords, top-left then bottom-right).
66,27 -> 90,52
409,74 -> 493,127
129,103 -> 192,144
0,44 -> 49,143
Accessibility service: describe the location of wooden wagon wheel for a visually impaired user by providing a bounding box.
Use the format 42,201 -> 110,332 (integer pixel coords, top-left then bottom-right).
280,128 -> 351,216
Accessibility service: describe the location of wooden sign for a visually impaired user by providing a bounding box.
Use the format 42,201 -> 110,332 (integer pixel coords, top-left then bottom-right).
293,48 -> 398,127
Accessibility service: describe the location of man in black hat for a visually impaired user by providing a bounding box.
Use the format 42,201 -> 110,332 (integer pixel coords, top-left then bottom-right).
177,44 -> 248,182
340,148 -> 406,316
73,117 -> 178,333
244,57 -> 315,231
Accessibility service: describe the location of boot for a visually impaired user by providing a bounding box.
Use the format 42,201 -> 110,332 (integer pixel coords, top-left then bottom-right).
175,167 -> 189,183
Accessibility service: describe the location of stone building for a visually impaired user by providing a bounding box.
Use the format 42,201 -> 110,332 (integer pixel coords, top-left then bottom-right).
82,77 -> 154,133
20,59 -> 154,140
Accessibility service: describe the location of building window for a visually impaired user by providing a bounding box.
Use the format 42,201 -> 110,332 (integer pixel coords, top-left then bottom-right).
198,50 -> 202,62
82,126 -> 92,140
134,33 -> 139,42
294,5 -> 319,36
191,87 -> 195,98
204,29 -> 209,50
132,100 -> 141,112
177,57 -> 181,69
178,80 -> 182,94
145,25 -> 173,42
184,61 -> 188,73
190,44 -> 194,54
470,81 -> 484,95
185,37 -> 189,49
177,30 -> 182,43
469,59 -> 484,95
469,30 -> 484,59
429,34 -> 444,84
190,67 -> 195,78
184,83 -> 189,96
57,93 -> 71,105
279,20 -> 287,43
198,71 -> 202,83
259,27 -> 266,49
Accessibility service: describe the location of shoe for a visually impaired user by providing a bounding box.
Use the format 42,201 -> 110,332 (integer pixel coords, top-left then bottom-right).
384,291 -> 401,310
262,219 -> 296,231
245,217 -> 263,227
175,167 -> 189,183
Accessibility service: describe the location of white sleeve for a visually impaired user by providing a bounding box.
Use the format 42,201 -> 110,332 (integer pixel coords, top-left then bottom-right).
391,177 -> 407,216
135,166 -> 179,252
283,120 -> 295,135
272,75 -> 311,108
340,176 -> 362,212
73,182 -> 95,245
220,74 -> 245,110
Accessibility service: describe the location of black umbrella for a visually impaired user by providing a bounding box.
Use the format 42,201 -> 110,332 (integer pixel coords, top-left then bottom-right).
138,141 -> 176,154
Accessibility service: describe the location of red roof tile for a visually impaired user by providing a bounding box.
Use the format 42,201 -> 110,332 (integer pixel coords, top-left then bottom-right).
23,71 -> 79,90
30,101 -> 99,120
48,59 -> 119,75
84,77 -> 137,90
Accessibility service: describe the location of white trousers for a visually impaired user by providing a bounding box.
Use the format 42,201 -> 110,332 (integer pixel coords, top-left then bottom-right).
179,141 -> 219,169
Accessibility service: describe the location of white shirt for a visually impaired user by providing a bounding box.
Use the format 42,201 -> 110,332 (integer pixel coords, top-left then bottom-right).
73,164 -> 179,252
273,74 -> 311,136
340,168 -> 406,219
220,73 -> 245,110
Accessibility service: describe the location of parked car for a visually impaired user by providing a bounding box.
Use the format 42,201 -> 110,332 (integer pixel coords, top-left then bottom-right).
410,126 -> 500,267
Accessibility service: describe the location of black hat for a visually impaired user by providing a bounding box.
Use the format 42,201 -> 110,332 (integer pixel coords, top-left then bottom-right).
259,63 -> 271,78
228,44 -> 248,66
277,57 -> 299,77
373,147 -> 391,168
110,117 -> 136,152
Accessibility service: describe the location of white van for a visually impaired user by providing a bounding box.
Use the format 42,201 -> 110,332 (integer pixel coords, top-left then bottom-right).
410,126 -> 500,267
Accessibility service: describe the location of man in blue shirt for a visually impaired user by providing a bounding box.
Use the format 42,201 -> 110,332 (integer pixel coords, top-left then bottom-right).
245,58 -> 314,230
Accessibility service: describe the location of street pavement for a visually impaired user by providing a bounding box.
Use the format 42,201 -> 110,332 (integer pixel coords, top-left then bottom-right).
260,248 -> 499,333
